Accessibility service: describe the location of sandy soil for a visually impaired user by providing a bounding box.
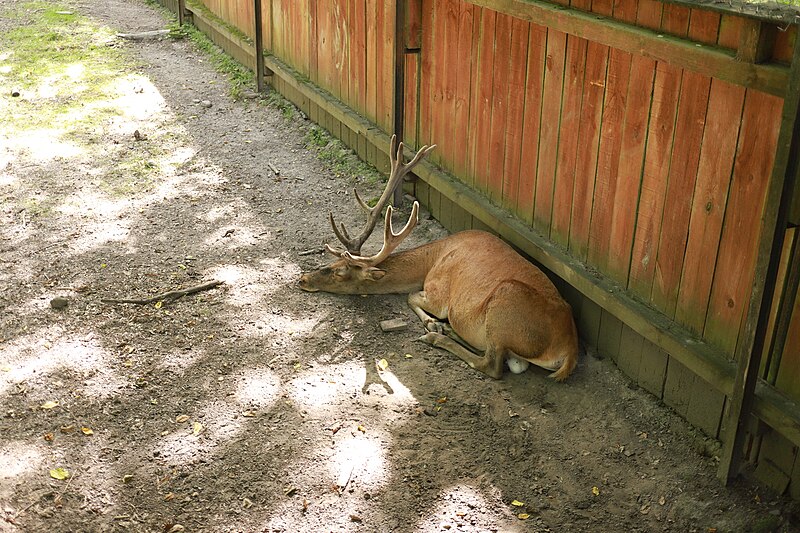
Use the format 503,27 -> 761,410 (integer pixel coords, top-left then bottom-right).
1,0 -> 798,531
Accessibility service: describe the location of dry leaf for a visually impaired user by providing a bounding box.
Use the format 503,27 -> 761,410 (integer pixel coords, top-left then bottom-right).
192,422 -> 203,435
511,500 -> 525,507
164,492 -> 175,501
81,427 -> 94,436
40,401 -> 59,410
592,486 -> 600,496
404,353 -> 413,359
436,397 -> 448,404
175,415 -> 189,423
357,424 -> 365,433
50,467 -> 70,480
518,513 -> 530,520
242,411 -> 256,417
60,425 -> 75,433
43,433 -> 54,442
376,358 -> 389,371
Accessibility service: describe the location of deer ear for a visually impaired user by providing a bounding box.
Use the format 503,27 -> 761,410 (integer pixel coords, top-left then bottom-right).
365,267 -> 386,281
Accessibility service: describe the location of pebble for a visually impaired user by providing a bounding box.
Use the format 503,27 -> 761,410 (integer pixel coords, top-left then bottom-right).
50,297 -> 69,309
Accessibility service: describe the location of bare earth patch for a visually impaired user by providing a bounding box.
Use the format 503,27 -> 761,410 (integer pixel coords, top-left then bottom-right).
0,0 -> 798,531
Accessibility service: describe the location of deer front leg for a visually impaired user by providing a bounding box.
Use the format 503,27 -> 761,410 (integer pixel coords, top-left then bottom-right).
418,332 -> 505,379
408,291 -> 448,333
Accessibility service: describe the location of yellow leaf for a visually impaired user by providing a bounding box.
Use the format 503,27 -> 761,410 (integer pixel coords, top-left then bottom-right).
100,263 -> 107,268
404,353 -> 413,359
155,301 -> 163,309
81,427 -> 94,436
192,422 -> 203,435
175,414 -> 190,423
242,411 -> 256,417
50,467 -> 70,480
437,397 -> 447,404
377,358 -> 389,371
357,425 -> 365,433
40,401 -> 59,410
518,513 -> 530,520
592,486 -> 600,496
1,365 -> 11,372
511,500 -> 525,507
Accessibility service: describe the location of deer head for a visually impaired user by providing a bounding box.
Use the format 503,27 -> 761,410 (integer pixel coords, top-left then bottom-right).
298,136 -> 435,294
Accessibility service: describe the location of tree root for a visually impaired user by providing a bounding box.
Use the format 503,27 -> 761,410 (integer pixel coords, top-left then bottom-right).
101,280 -> 224,305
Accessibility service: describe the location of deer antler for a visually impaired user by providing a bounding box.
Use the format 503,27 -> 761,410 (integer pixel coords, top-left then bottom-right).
328,135 -> 436,254
340,201 -> 420,267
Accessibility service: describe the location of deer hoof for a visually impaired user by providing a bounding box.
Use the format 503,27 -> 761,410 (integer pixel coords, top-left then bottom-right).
417,332 -> 439,346
425,320 -> 444,333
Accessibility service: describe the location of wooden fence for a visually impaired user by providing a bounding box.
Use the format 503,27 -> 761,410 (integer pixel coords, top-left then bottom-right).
163,0 -> 800,496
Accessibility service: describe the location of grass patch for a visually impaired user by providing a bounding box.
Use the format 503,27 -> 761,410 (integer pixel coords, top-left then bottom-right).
303,125 -> 384,194
0,1 -> 134,134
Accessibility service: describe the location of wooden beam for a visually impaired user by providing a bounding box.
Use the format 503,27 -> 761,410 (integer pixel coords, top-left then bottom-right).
718,22 -> 800,483
463,0 -> 788,97
177,0 -> 185,26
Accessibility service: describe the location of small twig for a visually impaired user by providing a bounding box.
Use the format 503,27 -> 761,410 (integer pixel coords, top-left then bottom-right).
298,248 -> 323,256
267,162 -> 280,175
101,280 -> 223,305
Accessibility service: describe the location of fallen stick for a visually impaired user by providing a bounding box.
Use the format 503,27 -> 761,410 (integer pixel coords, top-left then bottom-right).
101,280 -> 223,305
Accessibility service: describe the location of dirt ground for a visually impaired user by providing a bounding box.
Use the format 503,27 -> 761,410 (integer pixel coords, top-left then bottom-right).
1,1 -> 799,531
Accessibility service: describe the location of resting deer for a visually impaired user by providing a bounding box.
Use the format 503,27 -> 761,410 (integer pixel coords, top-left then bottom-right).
298,136 -> 578,381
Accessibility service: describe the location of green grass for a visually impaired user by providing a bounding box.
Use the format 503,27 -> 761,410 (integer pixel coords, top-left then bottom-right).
0,1 -> 133,133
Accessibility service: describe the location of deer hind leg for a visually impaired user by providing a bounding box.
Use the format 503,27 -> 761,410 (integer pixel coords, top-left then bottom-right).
418,332 -> 505,379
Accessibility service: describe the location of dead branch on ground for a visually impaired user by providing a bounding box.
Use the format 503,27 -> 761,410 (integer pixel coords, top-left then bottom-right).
101,280 -> 223,305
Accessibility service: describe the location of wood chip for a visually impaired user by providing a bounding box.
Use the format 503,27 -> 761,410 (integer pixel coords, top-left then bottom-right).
380,318 -> 408,332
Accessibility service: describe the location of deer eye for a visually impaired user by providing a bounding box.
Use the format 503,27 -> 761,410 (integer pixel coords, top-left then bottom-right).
333,268 -> 349,280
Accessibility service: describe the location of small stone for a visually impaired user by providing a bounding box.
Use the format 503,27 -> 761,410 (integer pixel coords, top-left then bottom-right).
50,297 -> 68,309
380,318 -> 408,332
200,100 -> 212,108
11,90 -> 20,97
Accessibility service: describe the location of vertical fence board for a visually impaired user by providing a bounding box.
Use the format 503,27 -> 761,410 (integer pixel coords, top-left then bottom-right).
381,1 -> 395,133
705,90 -> 783,355
366,3 -> 378,124
376,3 -> 388,130
441,0 -> 460,170
568,39 -> 607,260
628,61 -> 681,298
428,0 -> 445,166
487,13 -> 513,203
587,47 -> 630,270
473,9 -> 496,195
501,17 -> 530,211
607,55 -> 655,281
533,29 -> 567,234
419,0 -> 434,148
675,80 -> 745,335
517,23 -> 547,226
353,0 -> 367,116
550,34 -> 587,246
453,3 -> 475,179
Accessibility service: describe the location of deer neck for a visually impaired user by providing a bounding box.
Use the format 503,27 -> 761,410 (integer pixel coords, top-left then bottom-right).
367,239 -> 445,294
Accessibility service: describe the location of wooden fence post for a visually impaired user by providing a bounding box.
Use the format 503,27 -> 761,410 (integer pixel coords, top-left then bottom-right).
392,0 -> 407,206
254,0 -> 265,92
177,0 -> 185,26
718,26 -> 800,483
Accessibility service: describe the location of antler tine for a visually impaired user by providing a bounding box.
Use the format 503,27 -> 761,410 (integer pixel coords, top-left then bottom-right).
344,201 -> 420,267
